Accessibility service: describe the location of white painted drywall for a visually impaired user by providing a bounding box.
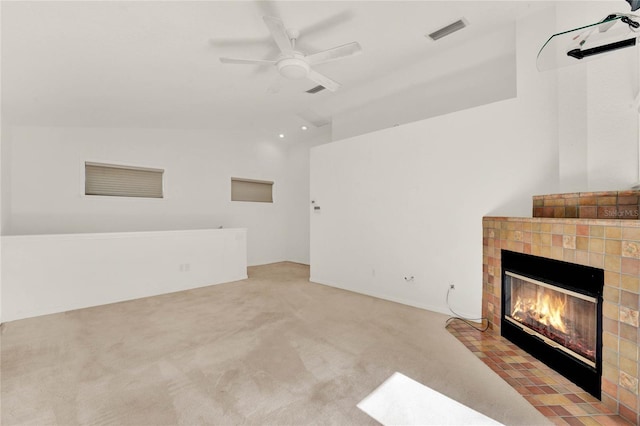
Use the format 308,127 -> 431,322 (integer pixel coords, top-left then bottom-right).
310,7 -> 560,318
2,126 -> 289,266
556,2 -> 640,191
310,3 -> 640,317
283,130 -> 331,265
586,47 -> 640,190
1,228 -> 247,322
331,23 -> 517,142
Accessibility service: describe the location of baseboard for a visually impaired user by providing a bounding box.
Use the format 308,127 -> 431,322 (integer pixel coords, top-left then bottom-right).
309,276 -> 474,318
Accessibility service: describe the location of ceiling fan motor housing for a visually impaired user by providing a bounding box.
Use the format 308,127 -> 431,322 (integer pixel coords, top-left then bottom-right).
277,55 -> 309,79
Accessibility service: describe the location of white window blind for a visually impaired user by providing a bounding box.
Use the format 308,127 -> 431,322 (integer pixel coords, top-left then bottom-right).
85,162 -> 164,198
231,178 -> 273,203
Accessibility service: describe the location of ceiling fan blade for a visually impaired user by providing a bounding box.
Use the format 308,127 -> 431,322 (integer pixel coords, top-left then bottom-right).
306,42 -> 362,65
219,57 -> 276,65
307,69 -> 341,92
263,16 -> 293,54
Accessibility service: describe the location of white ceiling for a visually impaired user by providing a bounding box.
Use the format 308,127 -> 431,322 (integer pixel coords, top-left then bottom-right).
2,1 -> 538,142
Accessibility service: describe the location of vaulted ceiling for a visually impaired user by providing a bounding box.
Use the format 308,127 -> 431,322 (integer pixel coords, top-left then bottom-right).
2,1 -> 541,142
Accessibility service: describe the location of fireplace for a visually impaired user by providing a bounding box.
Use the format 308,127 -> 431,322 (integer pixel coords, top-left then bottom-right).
483,213 -> 640,422
501,250 -> 604,398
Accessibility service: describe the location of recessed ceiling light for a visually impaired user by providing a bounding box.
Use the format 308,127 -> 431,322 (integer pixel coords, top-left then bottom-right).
279,133 -> 285,139
301,126 -> 308,131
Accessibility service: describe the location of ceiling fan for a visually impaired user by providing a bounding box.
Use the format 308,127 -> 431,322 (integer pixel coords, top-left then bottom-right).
219,16 -> 362,92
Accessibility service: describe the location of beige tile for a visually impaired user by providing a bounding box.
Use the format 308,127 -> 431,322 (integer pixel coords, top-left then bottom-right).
605,240 -> 622,256
621,274 -> 640,293
550,246 -> 563,260
603,301 -> 619,320
562,250 -> 575,263
590,225 -> 605,237
603,347 -> 619,367
602,331 -> 618,350
540,246 -> 551,258
532,233 -> 542,245
605,226 -> 622,240
622,227 -> 640,242
622,241 -> 640,259
589,238 -> 605,253
604,271 -> 621,288
619,389 -> 639,413
603,286 -> 620,303
619,306 -> 639,327
604,255 -> 621,273
576,236 -> 589,251
533,394 -> 573,405
620,356 -> 638,378
620,339 -> 639,361
562,235 -> 576,249
619,370 -> 639,394
598,196 -> 618,206
589,253 -> 604,268
575,250 -> 589,266
603,363 -> 619,383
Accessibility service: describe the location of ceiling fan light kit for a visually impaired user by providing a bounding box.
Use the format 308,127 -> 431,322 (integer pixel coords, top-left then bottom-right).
277,56 -> 310,80
218,15 -> 362,92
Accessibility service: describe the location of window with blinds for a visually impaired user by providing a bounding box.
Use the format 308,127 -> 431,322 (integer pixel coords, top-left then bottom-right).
231,178 -> 273,203
85,162 -> 164,198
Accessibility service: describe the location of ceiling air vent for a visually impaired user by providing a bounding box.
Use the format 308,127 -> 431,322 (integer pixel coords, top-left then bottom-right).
427,19 -> 468,41
306,85 -> 326,94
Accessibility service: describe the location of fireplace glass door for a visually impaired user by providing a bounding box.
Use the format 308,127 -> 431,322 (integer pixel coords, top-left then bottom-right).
504,271 -> 597,368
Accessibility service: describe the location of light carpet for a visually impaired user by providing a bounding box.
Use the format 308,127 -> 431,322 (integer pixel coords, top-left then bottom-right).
1,262 -> 549,425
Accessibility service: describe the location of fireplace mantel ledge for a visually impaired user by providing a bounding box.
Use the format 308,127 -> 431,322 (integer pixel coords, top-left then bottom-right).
484,216 -> 640,227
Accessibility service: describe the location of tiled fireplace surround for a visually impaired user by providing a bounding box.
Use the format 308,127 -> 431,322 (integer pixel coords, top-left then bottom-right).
482,190 -> 640,424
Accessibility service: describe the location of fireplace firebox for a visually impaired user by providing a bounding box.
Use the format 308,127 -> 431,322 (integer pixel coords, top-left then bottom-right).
501,250 -> 604,398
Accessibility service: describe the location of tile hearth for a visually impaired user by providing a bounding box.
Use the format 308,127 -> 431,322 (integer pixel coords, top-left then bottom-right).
447,320 -> 631,425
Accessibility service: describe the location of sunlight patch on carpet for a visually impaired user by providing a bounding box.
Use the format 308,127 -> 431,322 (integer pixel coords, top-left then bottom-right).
357,372 -> 504,425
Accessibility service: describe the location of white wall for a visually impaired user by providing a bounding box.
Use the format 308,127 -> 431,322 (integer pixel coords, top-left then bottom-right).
310,3 -> 640,318
283,129 -> 331,265
332,23 -> 517,141
557,2 -> 640,191
310,7 -> 560,318
1,228 -> 247,322
585,45 -> 639,190
2,126 -> 291,266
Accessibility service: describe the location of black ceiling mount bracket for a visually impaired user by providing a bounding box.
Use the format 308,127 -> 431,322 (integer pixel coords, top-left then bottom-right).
621,15 -> 640,28
567,37 -> 637,60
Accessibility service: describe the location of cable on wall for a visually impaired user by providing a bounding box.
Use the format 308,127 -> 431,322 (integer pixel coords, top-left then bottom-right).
444,286 -> 490,332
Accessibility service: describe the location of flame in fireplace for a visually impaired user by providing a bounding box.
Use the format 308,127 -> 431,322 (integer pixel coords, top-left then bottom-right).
512,292 -> 567,333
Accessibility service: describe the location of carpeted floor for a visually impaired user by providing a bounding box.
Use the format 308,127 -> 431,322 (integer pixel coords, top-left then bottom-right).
1,262 -> 549,425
